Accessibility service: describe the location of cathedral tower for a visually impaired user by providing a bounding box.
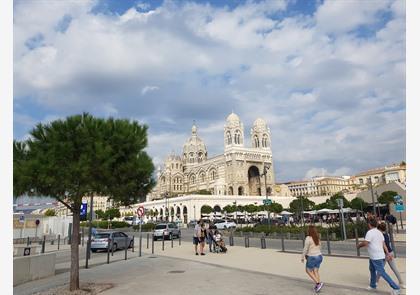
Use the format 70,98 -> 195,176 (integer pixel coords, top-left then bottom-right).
224,112 -> 244,150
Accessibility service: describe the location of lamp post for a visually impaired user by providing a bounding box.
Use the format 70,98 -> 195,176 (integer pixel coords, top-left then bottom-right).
368,177 -> 378,217
261,163 -> 271,228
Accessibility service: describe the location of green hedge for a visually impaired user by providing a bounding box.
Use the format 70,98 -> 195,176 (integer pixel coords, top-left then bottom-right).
132,223 -> 155,232
80,220 -> 130,229
236,221 -> 368,240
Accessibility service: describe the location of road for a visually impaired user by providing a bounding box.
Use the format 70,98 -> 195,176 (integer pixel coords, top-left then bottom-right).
50,227 -> 405,266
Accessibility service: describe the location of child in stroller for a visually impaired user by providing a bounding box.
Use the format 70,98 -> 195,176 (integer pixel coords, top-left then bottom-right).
213,230 -> 227,253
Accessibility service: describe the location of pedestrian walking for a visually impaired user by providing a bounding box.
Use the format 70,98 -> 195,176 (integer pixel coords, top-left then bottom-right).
199,221 -> 206,255
357,218 -> 401,294
301,225 -> 324,293
193,219 -> 201,255
206,223 -> 215,252
377,222 -> 405,288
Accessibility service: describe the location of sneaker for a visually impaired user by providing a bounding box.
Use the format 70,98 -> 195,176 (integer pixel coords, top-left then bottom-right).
366,286 -> 376,291
390,289 -> 400,295
313,283 -> 319,291
315,282 -> 324,292
195,253 -> 198,256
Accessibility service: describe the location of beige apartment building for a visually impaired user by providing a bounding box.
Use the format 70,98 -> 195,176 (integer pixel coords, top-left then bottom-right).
283,176 -> 351,197
349,162 -> 406,188
55,195 -> 114,217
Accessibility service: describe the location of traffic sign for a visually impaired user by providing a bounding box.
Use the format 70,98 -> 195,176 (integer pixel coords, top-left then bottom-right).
394,195 -> 405,212
263,199 -> 272,206
336,198 -> 344,208
137,206 -> 145,217
80,201 -> 88,218
19,215 -> 25,223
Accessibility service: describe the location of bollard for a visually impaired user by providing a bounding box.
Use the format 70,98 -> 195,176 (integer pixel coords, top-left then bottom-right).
326,230 -> 331,255
281,233 -> 285,252
260,236 -> 266,249
301,231 -> 305,248
147,233 -> 149,249
132,235 -> 135,253
388,222 -> 397,258
139,234 -> 142,257
27,237 -> 30,246
82,230 -> 84,247
124,237 -> 128,260
162,236 -> 165,251
152,237 -> 154,254
171,233 -> 174,248
58,235 -> 61,250
229,232 -> 234,246
244,236 -> 248,248
111,235 -> 115,256
179,232 -> 181,246
42,236 -> 46,253
355,227 -> 360,257
107,237 -> 110,264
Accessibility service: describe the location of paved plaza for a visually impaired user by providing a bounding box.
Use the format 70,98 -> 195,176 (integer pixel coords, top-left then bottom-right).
14,235 -> 406,295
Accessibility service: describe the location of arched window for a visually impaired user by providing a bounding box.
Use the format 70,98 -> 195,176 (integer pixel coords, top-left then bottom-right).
210,170 -> 216,180
198,152 -> 203,163
234,130 -> 241,144
190,175 -> 195,184
227,131 -> 232,145
189,152 -> 194,163
200,173 -> 205,183
254,135 -> 259,148
262,134 -> 269,147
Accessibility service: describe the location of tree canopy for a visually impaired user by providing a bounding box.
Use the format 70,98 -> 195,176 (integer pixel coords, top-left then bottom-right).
289,196 -> 315,213
13,113 -> 155,291
201,205 -> 213,214
378,191 -> 398,205
350,197 -> 368,211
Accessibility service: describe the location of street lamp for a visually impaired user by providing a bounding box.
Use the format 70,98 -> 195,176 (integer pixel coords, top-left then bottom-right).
367,177 -> 378,217
261,163 -> 271,228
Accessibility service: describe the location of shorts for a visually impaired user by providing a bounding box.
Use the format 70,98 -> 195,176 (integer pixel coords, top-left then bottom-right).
193,237 -> 199,245
306,255 -> 323,270
199,237 -> 205,243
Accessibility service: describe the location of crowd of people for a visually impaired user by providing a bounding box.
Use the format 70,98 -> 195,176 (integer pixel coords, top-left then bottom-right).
193,219 -> 227,255
300,214 -> 404,294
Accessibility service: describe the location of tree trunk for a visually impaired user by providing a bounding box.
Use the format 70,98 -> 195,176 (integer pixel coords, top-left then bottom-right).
70,211 -> 80,291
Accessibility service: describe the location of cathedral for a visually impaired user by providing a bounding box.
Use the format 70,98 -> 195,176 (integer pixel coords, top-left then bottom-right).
150,112 -> 276,200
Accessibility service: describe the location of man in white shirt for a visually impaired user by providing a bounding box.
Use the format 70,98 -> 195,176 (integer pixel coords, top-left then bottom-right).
357,218 -> 400,294
193,220 -> 201,255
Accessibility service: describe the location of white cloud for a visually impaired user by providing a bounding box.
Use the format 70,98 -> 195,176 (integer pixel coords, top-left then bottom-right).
13,0 -> 406,181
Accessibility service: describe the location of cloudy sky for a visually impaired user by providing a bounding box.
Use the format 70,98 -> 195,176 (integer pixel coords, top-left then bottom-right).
13,0 -> 406,182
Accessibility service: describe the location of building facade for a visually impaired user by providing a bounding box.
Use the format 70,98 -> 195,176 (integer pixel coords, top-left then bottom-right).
349,162 -> 406,188
150,113 -> 276,200
283,176 -> 352,197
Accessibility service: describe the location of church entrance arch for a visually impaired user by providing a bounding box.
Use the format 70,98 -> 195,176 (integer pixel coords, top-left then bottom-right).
183,206 -> 188,223
248,166 -> 261,196
238,186 -> 244,195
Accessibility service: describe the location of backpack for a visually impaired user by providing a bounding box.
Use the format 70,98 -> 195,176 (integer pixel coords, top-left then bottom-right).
390,215 -> 397,225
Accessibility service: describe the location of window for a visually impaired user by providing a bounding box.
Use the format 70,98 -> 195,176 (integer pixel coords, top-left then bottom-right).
254,135 -> 259,147
200,173 -> 205,182
262,134 -> 268,147
234,130 -> 241,144
359,178 -> 364,184
227,131 -> 232,145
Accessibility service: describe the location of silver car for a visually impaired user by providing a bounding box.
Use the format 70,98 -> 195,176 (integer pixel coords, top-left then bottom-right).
153,223 -> 181,241
91,231 -> 134,252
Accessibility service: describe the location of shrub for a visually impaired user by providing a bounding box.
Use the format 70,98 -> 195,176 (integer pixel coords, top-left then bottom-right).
133,223 -> 155,232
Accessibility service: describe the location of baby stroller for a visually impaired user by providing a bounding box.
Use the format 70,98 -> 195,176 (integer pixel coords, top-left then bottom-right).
213,231 -> 227,253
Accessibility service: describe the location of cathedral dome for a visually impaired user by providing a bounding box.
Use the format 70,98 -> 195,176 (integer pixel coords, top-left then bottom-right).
226,112 -> 240,124
183,123 -> 207,164
253,118 -> 267,128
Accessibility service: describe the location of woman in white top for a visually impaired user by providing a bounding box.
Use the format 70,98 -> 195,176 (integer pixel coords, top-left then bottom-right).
301,225 -> 324,293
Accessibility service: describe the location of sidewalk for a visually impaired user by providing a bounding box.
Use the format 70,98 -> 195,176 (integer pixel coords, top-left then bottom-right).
14,237 -> 406,294
147,240 -> 406,294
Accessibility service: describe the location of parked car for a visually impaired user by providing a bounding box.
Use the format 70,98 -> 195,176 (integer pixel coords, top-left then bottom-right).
91,231 -> 134,252
214,220 -> 237,229
187,220 -> 198,229
153,223 -> 181,241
